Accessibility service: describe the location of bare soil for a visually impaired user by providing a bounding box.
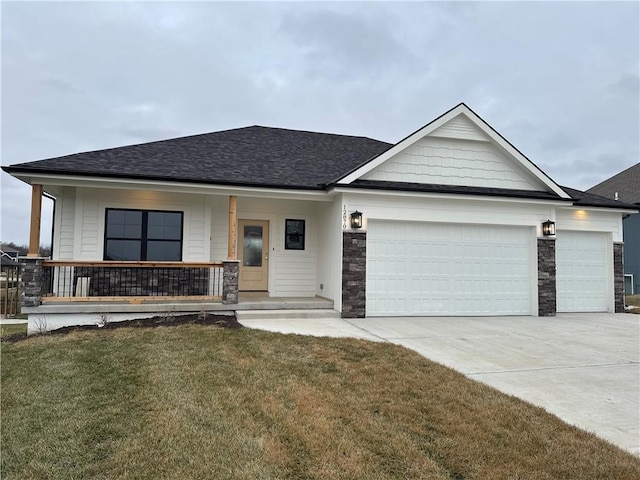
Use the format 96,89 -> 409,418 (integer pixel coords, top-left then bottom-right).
2,313 -> 241,343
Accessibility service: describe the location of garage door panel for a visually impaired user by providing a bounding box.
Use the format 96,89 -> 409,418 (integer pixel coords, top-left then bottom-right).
367,221 -> 533,316
556,231 -> 608,312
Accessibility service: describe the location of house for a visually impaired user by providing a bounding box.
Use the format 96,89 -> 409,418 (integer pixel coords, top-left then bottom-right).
0,244 -> 20,264
2,103 -> 637,332
587,163 -> 640,296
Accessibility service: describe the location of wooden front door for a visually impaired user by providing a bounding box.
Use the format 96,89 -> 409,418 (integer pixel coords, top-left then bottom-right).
238,219 -> 269,291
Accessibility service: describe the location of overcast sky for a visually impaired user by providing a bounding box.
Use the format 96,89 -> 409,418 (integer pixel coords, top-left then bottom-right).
1,1 -> 639,246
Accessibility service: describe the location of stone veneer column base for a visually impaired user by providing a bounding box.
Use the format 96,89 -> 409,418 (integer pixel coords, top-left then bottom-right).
19,257 -> 46,308
613,243 -> 624,313
341,232 -> 366,318
222,260 -> 239,305
537,238 -> 556,317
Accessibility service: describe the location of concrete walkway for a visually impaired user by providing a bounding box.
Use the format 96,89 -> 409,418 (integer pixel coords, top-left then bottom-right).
0,318 -> 28,325
240,313 -> 640,455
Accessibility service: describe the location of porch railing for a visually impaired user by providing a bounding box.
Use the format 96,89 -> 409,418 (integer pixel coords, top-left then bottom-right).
1,263 -> 21,316
42,261 -> 224,301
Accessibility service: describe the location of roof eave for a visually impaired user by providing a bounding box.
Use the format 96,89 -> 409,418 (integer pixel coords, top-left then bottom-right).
2,167 -> 328,192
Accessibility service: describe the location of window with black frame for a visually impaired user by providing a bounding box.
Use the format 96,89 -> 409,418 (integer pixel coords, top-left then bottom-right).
285,219 -> 305,250
104,209 -> 183,261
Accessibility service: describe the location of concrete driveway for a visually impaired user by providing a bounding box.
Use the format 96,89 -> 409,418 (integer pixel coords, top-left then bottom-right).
240,313 -> 639,454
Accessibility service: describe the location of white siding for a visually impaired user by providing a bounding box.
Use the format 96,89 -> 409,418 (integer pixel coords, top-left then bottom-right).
429,114 -> 491,142
80,191 -> 99,258
210,196 -> 228,261
362,136 -> 540,191
184,196 -> 207,261
73,188 -> 210,261
56,187 -> 76,260
556,208 -> 623,242
237,198 -> 319,297
342,191 -> 556,230
316,198 -> 342,308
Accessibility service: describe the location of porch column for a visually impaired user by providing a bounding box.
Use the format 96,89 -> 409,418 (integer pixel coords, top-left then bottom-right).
222,260 -> 239,304
20,257 -> 44,307
228,195 -> 237,260
28,184 -> 43,257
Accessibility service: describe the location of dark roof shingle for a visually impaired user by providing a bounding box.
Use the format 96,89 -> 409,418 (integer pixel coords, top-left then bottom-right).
587,163 -> 640,205
561,186 -> 639,211
3,126 -> 392,189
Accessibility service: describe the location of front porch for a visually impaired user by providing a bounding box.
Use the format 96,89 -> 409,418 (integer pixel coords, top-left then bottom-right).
23,294 -> 334,334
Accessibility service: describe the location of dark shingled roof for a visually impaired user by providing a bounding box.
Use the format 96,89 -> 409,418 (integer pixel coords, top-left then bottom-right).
586,163 -> 640,205
349,180 -> 567,202
3,124 -> 637,213
2,126 -> 392,189
561,186 -> 639,211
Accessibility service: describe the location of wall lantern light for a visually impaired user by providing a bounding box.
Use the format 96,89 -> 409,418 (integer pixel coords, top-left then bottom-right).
350,210 -> 363,229
542,219 -> 556,236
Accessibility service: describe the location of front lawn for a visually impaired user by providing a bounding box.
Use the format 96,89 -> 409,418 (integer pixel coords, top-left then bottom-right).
2,324 -> 639,479
0,323 -> 27,340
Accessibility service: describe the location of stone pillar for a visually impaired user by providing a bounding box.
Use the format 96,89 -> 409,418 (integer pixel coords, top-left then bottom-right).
20,257 -> 46,308
613,243 -> 624,313
222,260 -> 239,305
537,238 -> 556,317
341,232 -> 366,318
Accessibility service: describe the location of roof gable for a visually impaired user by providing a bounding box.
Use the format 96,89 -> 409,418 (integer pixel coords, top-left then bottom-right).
337,103 -> 570,199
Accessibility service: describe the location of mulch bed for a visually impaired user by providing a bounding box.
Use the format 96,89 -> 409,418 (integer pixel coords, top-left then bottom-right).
1,313 -> 242,343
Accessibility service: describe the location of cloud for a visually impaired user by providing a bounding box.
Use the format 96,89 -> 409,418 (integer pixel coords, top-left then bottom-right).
1,1 -> 638,245
280,7 -> 418,81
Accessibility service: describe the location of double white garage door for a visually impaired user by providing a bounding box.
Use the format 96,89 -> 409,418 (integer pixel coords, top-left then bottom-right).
366,221 -> 609,316
367,221 -> 534,316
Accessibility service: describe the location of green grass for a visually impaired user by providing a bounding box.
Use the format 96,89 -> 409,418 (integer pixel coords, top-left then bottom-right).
2,325 -> 639,479
0,323 -> 27,339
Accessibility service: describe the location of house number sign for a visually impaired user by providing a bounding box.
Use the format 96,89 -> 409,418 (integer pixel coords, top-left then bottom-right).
342,204 -> 347,230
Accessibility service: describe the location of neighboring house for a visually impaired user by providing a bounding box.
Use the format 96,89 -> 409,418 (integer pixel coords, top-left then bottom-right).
2,103 -> 637,331
588,163 -> 640,296
0,244 -> 20,267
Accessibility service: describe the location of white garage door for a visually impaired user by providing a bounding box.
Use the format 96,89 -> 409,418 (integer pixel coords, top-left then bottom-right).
367,221 -> 533,316
556,231 -> 608,312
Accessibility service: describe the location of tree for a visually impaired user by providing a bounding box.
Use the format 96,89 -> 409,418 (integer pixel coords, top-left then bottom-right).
0,241 -> 52,257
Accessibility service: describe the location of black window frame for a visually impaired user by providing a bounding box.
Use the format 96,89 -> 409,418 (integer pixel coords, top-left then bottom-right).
284,219 -> 305,251
104,208 -> 184,261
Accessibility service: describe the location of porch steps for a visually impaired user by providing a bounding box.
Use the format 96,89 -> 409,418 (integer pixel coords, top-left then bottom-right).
235,309 -> 340,321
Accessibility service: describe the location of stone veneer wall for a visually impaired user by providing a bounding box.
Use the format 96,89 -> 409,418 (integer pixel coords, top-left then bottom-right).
537,238 -> 556,316
222,260 -> 239,305
341,232 -> 366,318
20,257 -> 45,308
614,243 -> 624,313
74,267 -> 209,297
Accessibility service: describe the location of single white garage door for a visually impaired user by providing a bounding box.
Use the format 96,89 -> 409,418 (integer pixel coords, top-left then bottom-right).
556,231 -> 608,312
367,221 -> 533,316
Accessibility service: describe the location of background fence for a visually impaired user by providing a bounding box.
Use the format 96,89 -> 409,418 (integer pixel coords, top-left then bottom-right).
1,263 -> 20,317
